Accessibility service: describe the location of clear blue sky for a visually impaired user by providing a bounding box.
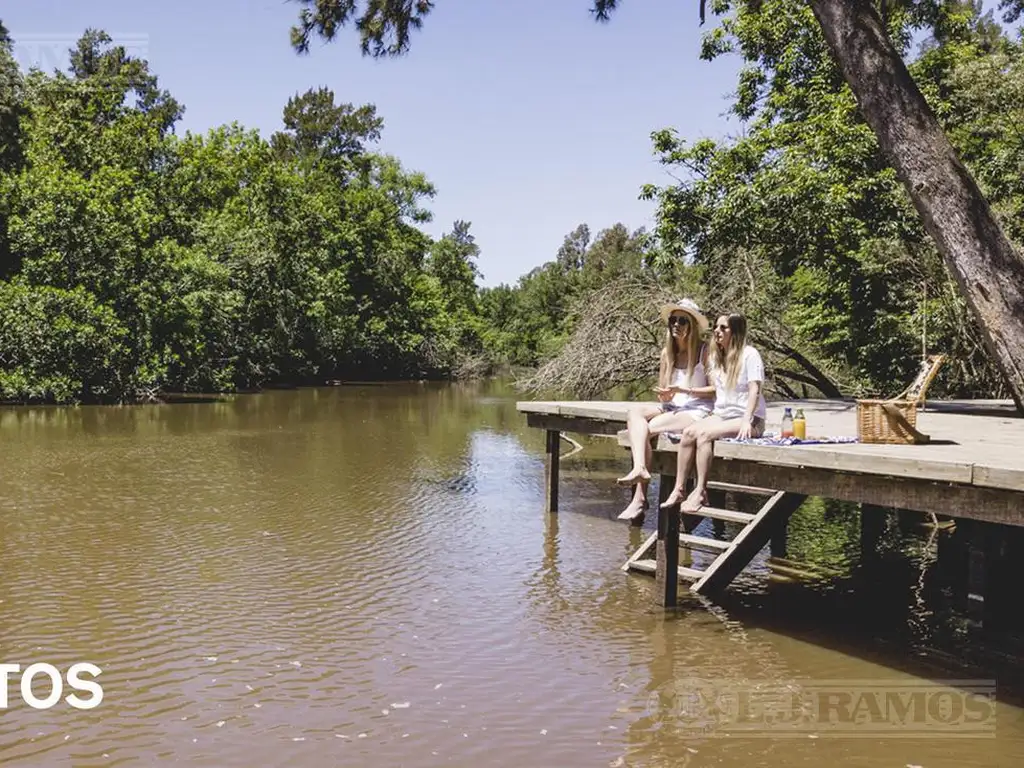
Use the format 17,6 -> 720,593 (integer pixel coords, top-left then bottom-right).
2,0 -> 742,287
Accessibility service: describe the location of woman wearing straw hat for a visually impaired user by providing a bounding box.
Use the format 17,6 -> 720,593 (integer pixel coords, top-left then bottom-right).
616,298 -> 716,522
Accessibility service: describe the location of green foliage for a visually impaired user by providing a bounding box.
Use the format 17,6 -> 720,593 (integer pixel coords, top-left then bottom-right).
271,86 -> 383,168
0,280 -> 130,402
0,26 -> 487,403
290,0 -> 435,57
938,37 -> 1024,244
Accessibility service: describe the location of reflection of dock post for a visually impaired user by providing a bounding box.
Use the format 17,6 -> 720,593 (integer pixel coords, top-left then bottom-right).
654,489 -> 680,608
544,429 -> 560,513
769,512 -> 789,558
860,504 -> 887,568
964,521 -> 1015,632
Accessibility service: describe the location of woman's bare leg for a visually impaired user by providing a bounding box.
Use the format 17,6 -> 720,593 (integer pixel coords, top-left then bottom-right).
617,479 -> 649,520
660,424 -> 699,508
618,411 -> 695,520
681,417 -> 743,512
616,404 -> 663,486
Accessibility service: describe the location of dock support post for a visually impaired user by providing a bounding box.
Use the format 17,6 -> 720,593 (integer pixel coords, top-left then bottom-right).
708,487 -> 727,539
656,474 -> 675,510
654,494 -> 681,608
936,516 -> 967,592
544,429 -> 560,513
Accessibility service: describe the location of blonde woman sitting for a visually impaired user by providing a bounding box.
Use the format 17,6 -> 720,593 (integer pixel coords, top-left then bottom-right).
616,299 -> 715,521
661,313 -> 767,513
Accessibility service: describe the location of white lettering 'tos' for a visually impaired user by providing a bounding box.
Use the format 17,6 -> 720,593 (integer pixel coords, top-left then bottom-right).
0,663 -> 103,709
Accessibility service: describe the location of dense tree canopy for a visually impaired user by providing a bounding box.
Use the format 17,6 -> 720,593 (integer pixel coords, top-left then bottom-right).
2,4 -> 1023,404
0,27 -> 490,402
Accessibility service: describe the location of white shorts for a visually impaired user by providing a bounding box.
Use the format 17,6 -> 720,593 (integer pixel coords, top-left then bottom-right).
661,402 -> 711,420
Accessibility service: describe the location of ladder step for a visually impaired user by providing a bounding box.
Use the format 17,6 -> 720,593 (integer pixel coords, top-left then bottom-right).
683,506 -> 756,525
707,481 -> 778,497
679,533 -> 730,552
628,559 -> 704,581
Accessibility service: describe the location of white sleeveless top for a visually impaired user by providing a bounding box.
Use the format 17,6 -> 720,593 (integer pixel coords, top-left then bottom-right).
668,346 -> 713,413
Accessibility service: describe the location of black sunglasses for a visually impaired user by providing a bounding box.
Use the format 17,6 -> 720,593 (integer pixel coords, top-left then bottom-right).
668,315 -> 691,327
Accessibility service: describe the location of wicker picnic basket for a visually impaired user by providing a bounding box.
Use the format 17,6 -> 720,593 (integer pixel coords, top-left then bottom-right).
856,355 -> 945,445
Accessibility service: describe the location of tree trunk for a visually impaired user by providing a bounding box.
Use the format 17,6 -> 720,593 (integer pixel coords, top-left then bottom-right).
809,0 -> 1024,413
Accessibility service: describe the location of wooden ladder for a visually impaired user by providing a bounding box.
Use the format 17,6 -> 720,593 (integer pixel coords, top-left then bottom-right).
622,481 -> 807,595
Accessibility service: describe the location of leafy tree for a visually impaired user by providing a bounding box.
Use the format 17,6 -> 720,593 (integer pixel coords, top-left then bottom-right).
0,22 -> 23,174
0,281 -> 132,402
0,23 -> 25,279
271,86 -> 383,169
0,26 -> 484,402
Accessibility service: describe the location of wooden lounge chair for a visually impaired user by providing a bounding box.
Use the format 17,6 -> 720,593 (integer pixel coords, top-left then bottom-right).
856,354 -> 946,444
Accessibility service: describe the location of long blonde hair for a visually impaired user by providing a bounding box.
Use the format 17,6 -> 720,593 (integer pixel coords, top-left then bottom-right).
708,313 -> 748,391
658,312 -> 702,388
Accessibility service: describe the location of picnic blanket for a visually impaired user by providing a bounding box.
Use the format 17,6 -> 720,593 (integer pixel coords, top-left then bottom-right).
722,434 -> 859,446
665,432 -> 858,446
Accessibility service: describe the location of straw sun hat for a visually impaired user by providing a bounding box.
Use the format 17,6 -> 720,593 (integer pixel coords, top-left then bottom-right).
659,298 -> 710,335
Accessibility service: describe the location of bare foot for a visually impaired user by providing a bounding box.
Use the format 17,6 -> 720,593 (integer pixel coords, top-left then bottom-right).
680,489 -> 707,514
617,499 -> 648,521
616,468 -> 651,487
659,487 -> 685,509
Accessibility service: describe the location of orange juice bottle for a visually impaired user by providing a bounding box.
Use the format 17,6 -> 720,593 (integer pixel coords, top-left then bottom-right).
793,408 -> 807,440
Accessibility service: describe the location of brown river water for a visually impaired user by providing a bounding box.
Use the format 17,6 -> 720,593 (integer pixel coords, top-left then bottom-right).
1,381 -> 1022,767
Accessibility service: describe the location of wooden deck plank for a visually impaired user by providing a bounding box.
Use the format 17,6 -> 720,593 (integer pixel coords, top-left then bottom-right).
655,458 -> 1024,525
517,398 -> 1024,493
712,441 -> 973,483
973,466 -> 1024,492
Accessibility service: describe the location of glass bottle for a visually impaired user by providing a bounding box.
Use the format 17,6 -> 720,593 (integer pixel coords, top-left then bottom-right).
793,408 -> 806,440
781,407 -> 794,438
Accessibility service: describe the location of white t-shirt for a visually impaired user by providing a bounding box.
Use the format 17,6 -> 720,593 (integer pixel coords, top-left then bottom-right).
667,345 -> 713,413
711,345 -> 767,421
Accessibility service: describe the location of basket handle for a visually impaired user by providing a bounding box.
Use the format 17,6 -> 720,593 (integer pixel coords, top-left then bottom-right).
881,402 -> 931,444
897,354 -> 946,405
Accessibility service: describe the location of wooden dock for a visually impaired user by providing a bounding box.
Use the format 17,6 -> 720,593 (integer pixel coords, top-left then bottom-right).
518,398 -> 1024,609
